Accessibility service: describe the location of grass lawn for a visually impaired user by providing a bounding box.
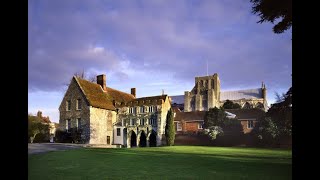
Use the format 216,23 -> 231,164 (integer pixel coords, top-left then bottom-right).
28,146 -> 291,180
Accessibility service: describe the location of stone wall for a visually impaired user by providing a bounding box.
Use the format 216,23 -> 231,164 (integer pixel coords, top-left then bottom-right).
89,107 -> 116,144
59,77 -> 91,143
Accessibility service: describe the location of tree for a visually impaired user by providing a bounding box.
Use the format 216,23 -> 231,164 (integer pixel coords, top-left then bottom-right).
28,115 -> 50,143
254,87 -> 292,147
250,0 -> 292,34
165,108 -> 175,146
222,100 -> 241,109
203,107 -> 227,140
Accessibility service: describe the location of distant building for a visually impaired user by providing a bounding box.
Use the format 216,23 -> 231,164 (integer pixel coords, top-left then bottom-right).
31,111 -> 58,142
170,73 -> 268,112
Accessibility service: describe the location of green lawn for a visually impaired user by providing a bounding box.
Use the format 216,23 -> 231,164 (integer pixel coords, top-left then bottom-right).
28,146 -> 291,180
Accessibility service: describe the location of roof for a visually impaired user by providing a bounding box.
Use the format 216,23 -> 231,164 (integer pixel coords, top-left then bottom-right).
170,95 -> 184,104
174,111 -> 206,121
76,77 -> 135,110
226,108 -> 265,120
220,88 -> 263,101
134,95 -> 167,102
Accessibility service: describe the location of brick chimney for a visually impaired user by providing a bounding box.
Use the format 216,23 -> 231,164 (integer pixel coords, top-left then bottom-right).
131,88 -> 136,98
97,74 -> 107,91
37,111 -> 42,118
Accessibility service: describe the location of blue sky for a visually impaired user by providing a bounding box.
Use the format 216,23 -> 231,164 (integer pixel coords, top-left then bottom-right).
28,0 -> 292,123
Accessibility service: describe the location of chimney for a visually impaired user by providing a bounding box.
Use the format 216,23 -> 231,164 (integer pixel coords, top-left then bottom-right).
37,111 -> 42,118
131,88 -> 136,98
97,74 -> 107,91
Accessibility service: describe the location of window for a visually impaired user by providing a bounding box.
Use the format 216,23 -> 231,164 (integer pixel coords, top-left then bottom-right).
66,119 -> 71,131
149,106 -> 153,112
66,100 -> 71,111
154,106 -> 157,112
76,99 -> 81,110
134,107 -> 137,114
130,119 -> 135,126
198,122 -> 204,129
76,118 -> 81,129
248,120 -> 254,129
177,122 -> 182,131
107,136 -> 110,144
140,118 -> 145,125
140,106 -> 144,113
117,128 -> 121,136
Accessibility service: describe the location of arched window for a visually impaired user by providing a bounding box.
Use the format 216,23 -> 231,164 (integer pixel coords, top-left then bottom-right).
256,102 -> 264,109
243,102 -> 253,109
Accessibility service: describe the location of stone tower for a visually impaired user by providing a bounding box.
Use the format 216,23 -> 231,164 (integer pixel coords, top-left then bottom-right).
184,74 -> 221,112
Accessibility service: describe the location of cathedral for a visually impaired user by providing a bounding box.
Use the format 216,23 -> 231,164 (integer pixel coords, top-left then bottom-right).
171,73 -> 268,112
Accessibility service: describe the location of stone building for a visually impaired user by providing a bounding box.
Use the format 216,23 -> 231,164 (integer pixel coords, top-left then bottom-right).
59,74 -> 171,147
171,73 -> 268,112
113,94 -> 171,147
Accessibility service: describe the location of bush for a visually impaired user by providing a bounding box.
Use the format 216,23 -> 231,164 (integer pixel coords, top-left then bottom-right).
55,129 -> 72,143
33,133 -> 50,143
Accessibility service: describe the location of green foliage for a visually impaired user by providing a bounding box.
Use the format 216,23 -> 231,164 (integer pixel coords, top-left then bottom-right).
253,87 -> 292,147
203,107 -> 227,128
222,100 -> 241,109
165,108 -> 175,146
28,115 -> 50,143
250,0 -> 292,34
55,129 -> 72,143
70,128 -> 82,143
204,107 -> 242,142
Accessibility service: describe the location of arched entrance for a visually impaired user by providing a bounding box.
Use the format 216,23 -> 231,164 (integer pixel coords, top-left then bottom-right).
139,131 -> 147,147
149,131 -> 157,147
130,131 -> 137,147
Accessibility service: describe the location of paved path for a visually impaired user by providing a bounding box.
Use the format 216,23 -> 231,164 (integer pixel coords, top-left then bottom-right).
28,143 -> 84,155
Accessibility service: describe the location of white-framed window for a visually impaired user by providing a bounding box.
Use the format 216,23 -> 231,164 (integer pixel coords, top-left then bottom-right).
177,122 -> 182,131
66,100 -> 71,111
248,120 -> 254,129
198,122 -> 204,129
149,106 -> 153,112
140,118 -> 145,125
117,128 -> 121,136
76,118 -> 81,130
66,119 -> 71,131
140,106 -> 144,113
76,99 -> 81,110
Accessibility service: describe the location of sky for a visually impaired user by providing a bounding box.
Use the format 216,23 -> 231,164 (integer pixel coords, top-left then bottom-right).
28,0 -> 292,123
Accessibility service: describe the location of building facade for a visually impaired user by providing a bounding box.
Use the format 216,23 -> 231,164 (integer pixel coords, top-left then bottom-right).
59,74 -> 171,147
171,73 -> 268,112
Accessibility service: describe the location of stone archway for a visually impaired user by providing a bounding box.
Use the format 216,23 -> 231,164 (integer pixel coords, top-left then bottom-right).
130,131 -> 137,147
139,131 -> 147,147
149,131 -> 157,147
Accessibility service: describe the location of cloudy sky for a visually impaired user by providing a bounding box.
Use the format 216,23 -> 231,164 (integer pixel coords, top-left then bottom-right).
28,0 -> 292,123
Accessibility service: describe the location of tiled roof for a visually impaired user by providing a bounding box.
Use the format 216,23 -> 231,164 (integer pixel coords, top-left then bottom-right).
170,95 -> 184,104
174,111 -> 206,121
76,77 -> 135,110
134,95 -> 167,102
226,108 -> 265,120
220,88 -> 263,101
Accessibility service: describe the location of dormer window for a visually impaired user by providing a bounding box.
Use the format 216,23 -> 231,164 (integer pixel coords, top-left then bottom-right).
76,99 -> 81,110
66,100 -> 71,111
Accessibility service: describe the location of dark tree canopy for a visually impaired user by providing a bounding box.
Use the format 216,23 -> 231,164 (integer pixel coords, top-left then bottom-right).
222,100 -> 241,109
165,108 -> 175,146
250,0 -> 292,34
